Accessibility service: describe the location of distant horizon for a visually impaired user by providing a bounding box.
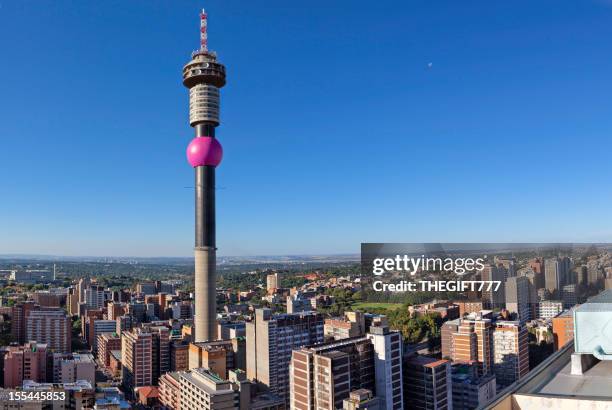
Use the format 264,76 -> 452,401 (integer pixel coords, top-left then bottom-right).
1,242 -> 609,262
0,252 -> 361,261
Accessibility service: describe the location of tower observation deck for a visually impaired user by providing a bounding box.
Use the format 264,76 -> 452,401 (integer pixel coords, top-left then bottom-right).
183,8 -> 226,343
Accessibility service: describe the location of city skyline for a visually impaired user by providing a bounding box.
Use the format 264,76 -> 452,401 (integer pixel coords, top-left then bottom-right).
3,0 -> 612,257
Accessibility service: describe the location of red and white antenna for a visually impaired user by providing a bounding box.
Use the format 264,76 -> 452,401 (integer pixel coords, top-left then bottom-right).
200,8 -> 208,52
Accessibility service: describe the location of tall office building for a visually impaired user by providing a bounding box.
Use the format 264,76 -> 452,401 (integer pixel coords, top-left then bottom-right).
122,329 -> 153,394
544,257 -> 571,296
183,8 -> 227,344
403,355 -> 452,410
290,336 -> 375,410
505,276 -> 532,322
367,321 -> 403,410
561,284 -> 578,308
491,321 -> 529,388
247,309 -> 324,403
26,309 -> 71,352
148,326 -> 171,385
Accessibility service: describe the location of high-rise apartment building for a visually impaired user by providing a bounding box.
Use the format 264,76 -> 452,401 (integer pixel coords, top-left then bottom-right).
122,329 -> 153,394
26,309 -> 71,352
2,342 -> 48,388
367,322 -> 403,410
98,332 -> 121,368
146,325 -> 171,385
290,336 -> 375,410
492,321 -> 529,388
443,316 -> 493,376
403,355 -> 452,410
247,309 -> 324,403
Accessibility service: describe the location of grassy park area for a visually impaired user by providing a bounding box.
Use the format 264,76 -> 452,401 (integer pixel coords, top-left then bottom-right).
351,302 -> 404,311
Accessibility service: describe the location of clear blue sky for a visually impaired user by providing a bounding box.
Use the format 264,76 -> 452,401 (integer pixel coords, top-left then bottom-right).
1,0 -> 612,257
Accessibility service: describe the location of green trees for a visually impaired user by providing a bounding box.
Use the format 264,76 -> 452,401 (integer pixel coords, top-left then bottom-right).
384,308 -> 441,345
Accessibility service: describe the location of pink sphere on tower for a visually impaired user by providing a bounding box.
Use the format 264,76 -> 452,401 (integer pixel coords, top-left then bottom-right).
186,136 -> 223,168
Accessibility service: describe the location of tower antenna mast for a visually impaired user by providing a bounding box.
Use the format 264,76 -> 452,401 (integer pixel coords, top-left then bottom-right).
200,9 -> 208,52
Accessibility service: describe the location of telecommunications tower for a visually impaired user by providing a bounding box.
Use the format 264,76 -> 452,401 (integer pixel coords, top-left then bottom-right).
183,8 -> 226,343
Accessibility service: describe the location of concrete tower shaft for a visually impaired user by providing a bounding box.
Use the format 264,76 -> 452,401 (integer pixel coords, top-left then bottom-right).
183,8 -> 226,344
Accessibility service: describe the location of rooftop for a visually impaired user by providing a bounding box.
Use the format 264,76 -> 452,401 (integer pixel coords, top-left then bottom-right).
538,360 -> 612,398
